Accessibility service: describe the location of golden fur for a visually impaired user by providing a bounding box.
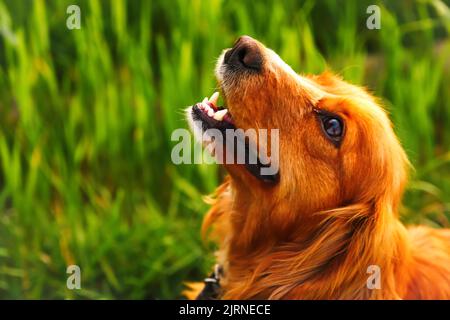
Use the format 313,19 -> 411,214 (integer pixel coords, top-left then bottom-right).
185,37 -> 450,299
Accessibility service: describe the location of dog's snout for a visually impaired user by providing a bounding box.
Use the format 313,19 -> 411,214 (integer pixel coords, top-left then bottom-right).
224,36 -> 262,71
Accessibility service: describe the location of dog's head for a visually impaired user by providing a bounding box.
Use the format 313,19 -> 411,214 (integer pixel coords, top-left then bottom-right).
188,36 -> 409,236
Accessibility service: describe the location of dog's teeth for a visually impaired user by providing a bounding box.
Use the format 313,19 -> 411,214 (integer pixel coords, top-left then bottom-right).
213,109 -> 227,121
209,92 -> 219,105
202,102 -> 209,110
207,109 -> 214,117
202,97 -> 208,104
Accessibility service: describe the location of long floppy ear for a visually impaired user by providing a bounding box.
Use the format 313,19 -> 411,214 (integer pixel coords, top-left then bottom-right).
319,198 -> 411,299
221,200 -> 408,300
312,94 -> 412,298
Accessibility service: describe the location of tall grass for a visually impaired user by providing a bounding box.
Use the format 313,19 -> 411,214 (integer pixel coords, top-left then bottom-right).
0,0 -> 449,299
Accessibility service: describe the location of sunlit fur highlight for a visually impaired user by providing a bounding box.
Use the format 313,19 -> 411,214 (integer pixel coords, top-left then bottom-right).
186,37 -> 450,300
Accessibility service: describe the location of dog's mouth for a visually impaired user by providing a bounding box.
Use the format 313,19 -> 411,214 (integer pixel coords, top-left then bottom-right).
191,92 -> 236,132
189,91 -> 279,185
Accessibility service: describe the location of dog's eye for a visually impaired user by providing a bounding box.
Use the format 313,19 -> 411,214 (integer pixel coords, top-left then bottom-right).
323,118 -> 342,138
314,109 -> 344,146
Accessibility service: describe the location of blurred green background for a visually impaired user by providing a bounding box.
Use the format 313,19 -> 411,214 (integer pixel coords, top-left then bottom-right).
0,0 -> 449,299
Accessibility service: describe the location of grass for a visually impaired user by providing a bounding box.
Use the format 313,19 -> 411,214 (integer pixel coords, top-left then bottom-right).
0,0 -> 449,299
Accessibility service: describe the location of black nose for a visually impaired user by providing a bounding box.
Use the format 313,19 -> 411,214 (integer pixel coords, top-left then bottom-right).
224,36 -> 262,71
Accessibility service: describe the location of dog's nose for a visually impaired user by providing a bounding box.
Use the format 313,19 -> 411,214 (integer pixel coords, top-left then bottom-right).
224,36 -> 262,71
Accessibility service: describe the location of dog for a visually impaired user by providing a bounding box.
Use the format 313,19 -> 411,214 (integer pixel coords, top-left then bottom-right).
185,36 -> 450,299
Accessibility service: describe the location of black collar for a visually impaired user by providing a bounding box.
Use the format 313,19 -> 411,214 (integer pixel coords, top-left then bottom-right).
195,264 -> 223,300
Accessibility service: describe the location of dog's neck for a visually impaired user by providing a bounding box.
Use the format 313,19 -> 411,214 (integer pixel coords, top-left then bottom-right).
211,181 -> 412,299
